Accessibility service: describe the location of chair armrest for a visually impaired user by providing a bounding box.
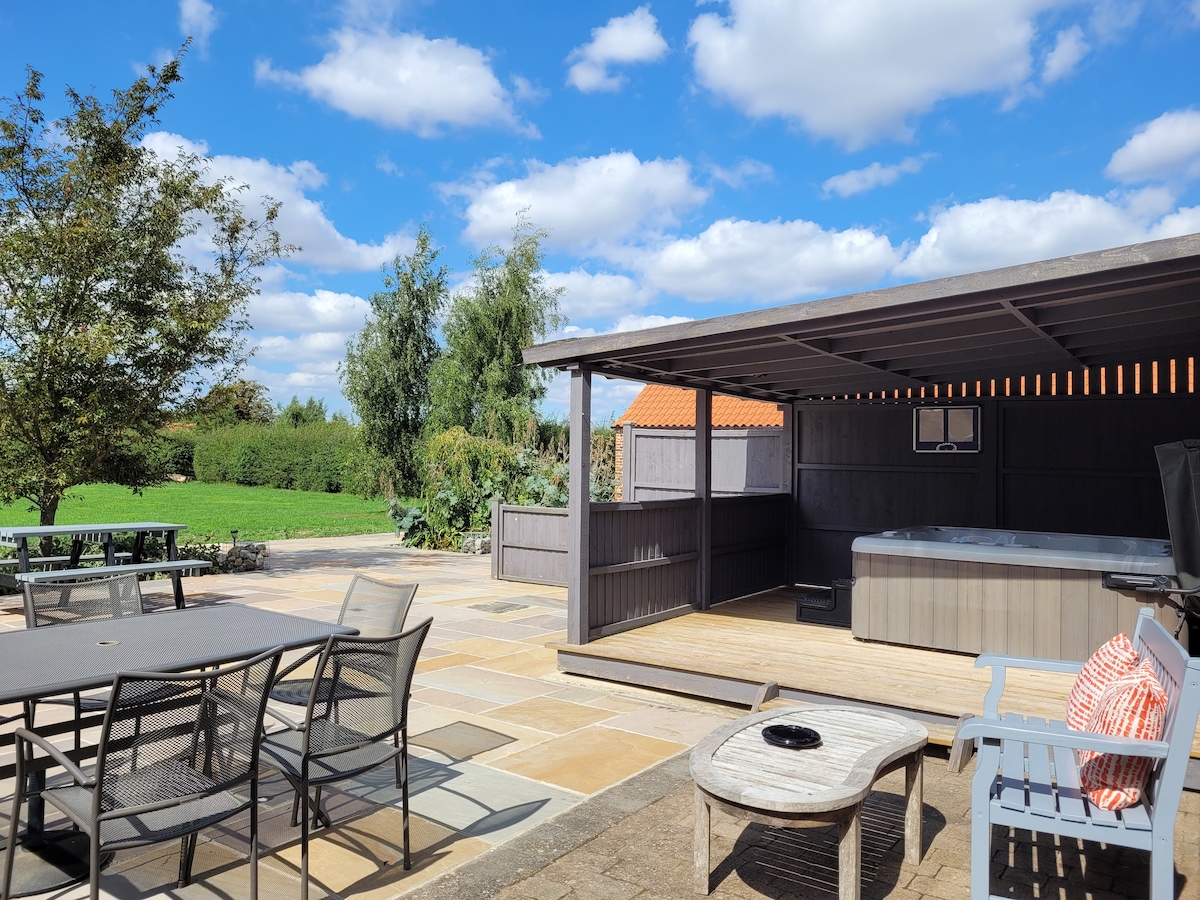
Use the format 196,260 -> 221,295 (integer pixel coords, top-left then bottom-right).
14,727 -> 94,786
956,717 -> 1169,758
975,654 -> 1082,716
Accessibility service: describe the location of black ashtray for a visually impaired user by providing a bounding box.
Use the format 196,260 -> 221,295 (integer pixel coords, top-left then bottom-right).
762,724 -> 821,749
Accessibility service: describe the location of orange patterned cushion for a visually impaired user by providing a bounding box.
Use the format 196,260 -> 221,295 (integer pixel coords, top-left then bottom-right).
1066,632 -> 1138,731
1078,660 -> 1169,810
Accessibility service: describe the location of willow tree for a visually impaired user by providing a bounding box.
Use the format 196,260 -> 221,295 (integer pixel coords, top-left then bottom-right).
0,53 -> 285,525
427,217 -> 563,445
341,226 -> 447,496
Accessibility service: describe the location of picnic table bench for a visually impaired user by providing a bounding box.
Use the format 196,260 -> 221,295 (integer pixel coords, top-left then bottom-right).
1,522 -> 199,608
15,559 -> 212,609
0,553 -> 133,569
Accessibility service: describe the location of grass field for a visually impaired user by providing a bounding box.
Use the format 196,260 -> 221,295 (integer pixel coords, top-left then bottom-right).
0,482 -> 397,542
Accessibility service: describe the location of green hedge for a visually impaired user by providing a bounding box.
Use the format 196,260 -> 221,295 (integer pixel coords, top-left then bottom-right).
193,422 -> 358,492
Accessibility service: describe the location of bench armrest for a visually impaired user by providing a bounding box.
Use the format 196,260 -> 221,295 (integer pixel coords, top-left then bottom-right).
956,717 -> 1169,758
14,727 -> 94,786
975,654 -> 1082,716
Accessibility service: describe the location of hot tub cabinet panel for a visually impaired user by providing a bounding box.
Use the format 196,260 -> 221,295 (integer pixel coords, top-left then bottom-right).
851,528 -> 1184,661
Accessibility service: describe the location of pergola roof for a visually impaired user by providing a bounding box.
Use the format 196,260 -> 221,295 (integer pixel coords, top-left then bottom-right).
524,233 -> 1200,402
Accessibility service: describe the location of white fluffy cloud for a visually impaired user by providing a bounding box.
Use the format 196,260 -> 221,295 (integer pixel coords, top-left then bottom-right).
1042,26 -> 1089,83
545,270 -> 656,322
179,0 -> 218,51
448,151 -> 709,249
1105,109 -> 1200,184
248,289 -> 370,334
634,218 -> 901,303
255,30 -> 528,137
689,0 -> 1063,148
255,332 -> 349,364
894,190 -> 1196,279
822,155 -> 934,198
143,132 -> 411,272
566,6 -> 669,92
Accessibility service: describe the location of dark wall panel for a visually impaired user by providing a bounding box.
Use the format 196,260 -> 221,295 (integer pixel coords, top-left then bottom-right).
793,395 -> 1200,587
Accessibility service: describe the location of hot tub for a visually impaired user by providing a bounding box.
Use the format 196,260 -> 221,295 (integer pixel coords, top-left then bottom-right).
850,526 -> 1184,661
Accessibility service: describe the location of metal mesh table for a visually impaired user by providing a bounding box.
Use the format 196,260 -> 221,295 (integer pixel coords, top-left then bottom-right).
0,604 -> 356,897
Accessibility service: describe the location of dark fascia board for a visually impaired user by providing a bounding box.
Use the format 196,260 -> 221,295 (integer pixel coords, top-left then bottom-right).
523,233 -> 1200,369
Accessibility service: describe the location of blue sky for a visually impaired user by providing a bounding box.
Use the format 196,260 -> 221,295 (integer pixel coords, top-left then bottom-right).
4,0 -> 1199,420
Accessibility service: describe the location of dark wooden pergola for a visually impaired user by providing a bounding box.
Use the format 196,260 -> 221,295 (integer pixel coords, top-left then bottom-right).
524,234 -> 1200,646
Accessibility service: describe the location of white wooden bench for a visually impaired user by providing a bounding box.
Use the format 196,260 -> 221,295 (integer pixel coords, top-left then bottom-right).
15,560 -> 212,610
956,607 -> 1200,900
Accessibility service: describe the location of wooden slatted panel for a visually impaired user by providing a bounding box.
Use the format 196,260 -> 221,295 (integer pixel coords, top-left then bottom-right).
851,553 -> 1186,661
1024,716 -> 1056,818
999,736 -> 1026,811
1052,744 -> 1089,823
710,709 -> 910,803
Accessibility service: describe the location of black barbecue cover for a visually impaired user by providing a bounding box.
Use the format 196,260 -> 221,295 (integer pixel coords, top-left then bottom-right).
1156,440 -> 1200,592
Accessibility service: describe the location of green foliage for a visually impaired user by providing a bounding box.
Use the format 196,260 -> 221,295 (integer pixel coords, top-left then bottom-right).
0,49 -> 286,526
192,421 -> 356,492
426,215 -> 564,444
0,481 -> 396,541
149,429 -> 197,477
589,426 -> 617,502
276,396 -> 328,428
177,380 -> 275,427
342,226 -> 447,497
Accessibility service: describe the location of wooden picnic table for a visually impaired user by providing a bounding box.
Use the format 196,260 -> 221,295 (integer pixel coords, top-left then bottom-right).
0,522 -> 198,608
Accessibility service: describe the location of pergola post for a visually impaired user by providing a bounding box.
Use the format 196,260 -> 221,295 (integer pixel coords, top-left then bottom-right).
567,367 -> 592,644
696,388 -> 712,610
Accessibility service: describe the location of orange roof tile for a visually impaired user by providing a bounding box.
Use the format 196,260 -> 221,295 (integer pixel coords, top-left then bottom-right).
614,385 -> 783,428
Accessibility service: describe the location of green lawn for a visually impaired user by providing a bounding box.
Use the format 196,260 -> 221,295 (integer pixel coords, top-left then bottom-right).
0,482 -> 396,542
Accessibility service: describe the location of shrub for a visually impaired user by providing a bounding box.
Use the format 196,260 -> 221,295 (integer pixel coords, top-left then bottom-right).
150,429 -> 196,477
192,421 -> 358,493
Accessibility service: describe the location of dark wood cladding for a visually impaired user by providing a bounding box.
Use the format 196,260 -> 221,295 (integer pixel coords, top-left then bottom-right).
492,503 -> 569,586
583,494 -> 789,636
794,395 -> 1200,587
711,494 -> 789,602
587,499 -> 699,636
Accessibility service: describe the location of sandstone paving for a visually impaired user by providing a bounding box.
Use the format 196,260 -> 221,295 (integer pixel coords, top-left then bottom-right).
4,533 -> 1197,899
0,533 -> 734,899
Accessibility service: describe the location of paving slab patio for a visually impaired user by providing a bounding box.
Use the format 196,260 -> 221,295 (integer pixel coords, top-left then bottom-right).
0,533 -> 738,899
3,532 -> 1198,899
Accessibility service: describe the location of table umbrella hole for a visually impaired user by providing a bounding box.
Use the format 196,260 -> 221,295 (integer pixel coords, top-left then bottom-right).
96,640 -> 120,646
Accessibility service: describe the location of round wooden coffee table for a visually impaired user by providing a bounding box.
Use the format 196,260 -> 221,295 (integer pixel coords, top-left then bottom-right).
690,706 -> 928,899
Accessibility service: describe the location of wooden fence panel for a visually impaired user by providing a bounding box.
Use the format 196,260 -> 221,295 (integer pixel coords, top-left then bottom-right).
587,498 -> 699,637
711,493 -> 789,602
492,503 -> 569,586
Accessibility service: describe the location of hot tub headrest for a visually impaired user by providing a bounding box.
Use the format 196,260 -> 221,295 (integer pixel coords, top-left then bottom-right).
1155,440 -> 1200,593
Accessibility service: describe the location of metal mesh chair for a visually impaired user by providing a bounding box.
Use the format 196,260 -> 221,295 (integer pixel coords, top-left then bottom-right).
22,572 -> 144,628
269,575 -> 418,706
260,618 -> 431,900
1,647 -> 283,900
22,573 -> 147,749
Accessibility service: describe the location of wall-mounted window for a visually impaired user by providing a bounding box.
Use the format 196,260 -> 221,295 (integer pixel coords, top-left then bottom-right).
913,406 -> 980,453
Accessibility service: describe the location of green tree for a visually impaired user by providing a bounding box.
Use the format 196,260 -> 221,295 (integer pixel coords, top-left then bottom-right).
179,379 -> 275,427
427,216 -> 564,444
341,226 -> 447,496
276,396 -> 327,428
0,53 -> 286,526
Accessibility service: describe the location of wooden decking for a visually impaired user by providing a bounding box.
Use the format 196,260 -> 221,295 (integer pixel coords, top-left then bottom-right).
551,591 -> 1200,759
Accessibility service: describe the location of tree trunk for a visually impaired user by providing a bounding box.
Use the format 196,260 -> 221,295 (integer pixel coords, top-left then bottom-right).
38,495 -> 59,557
